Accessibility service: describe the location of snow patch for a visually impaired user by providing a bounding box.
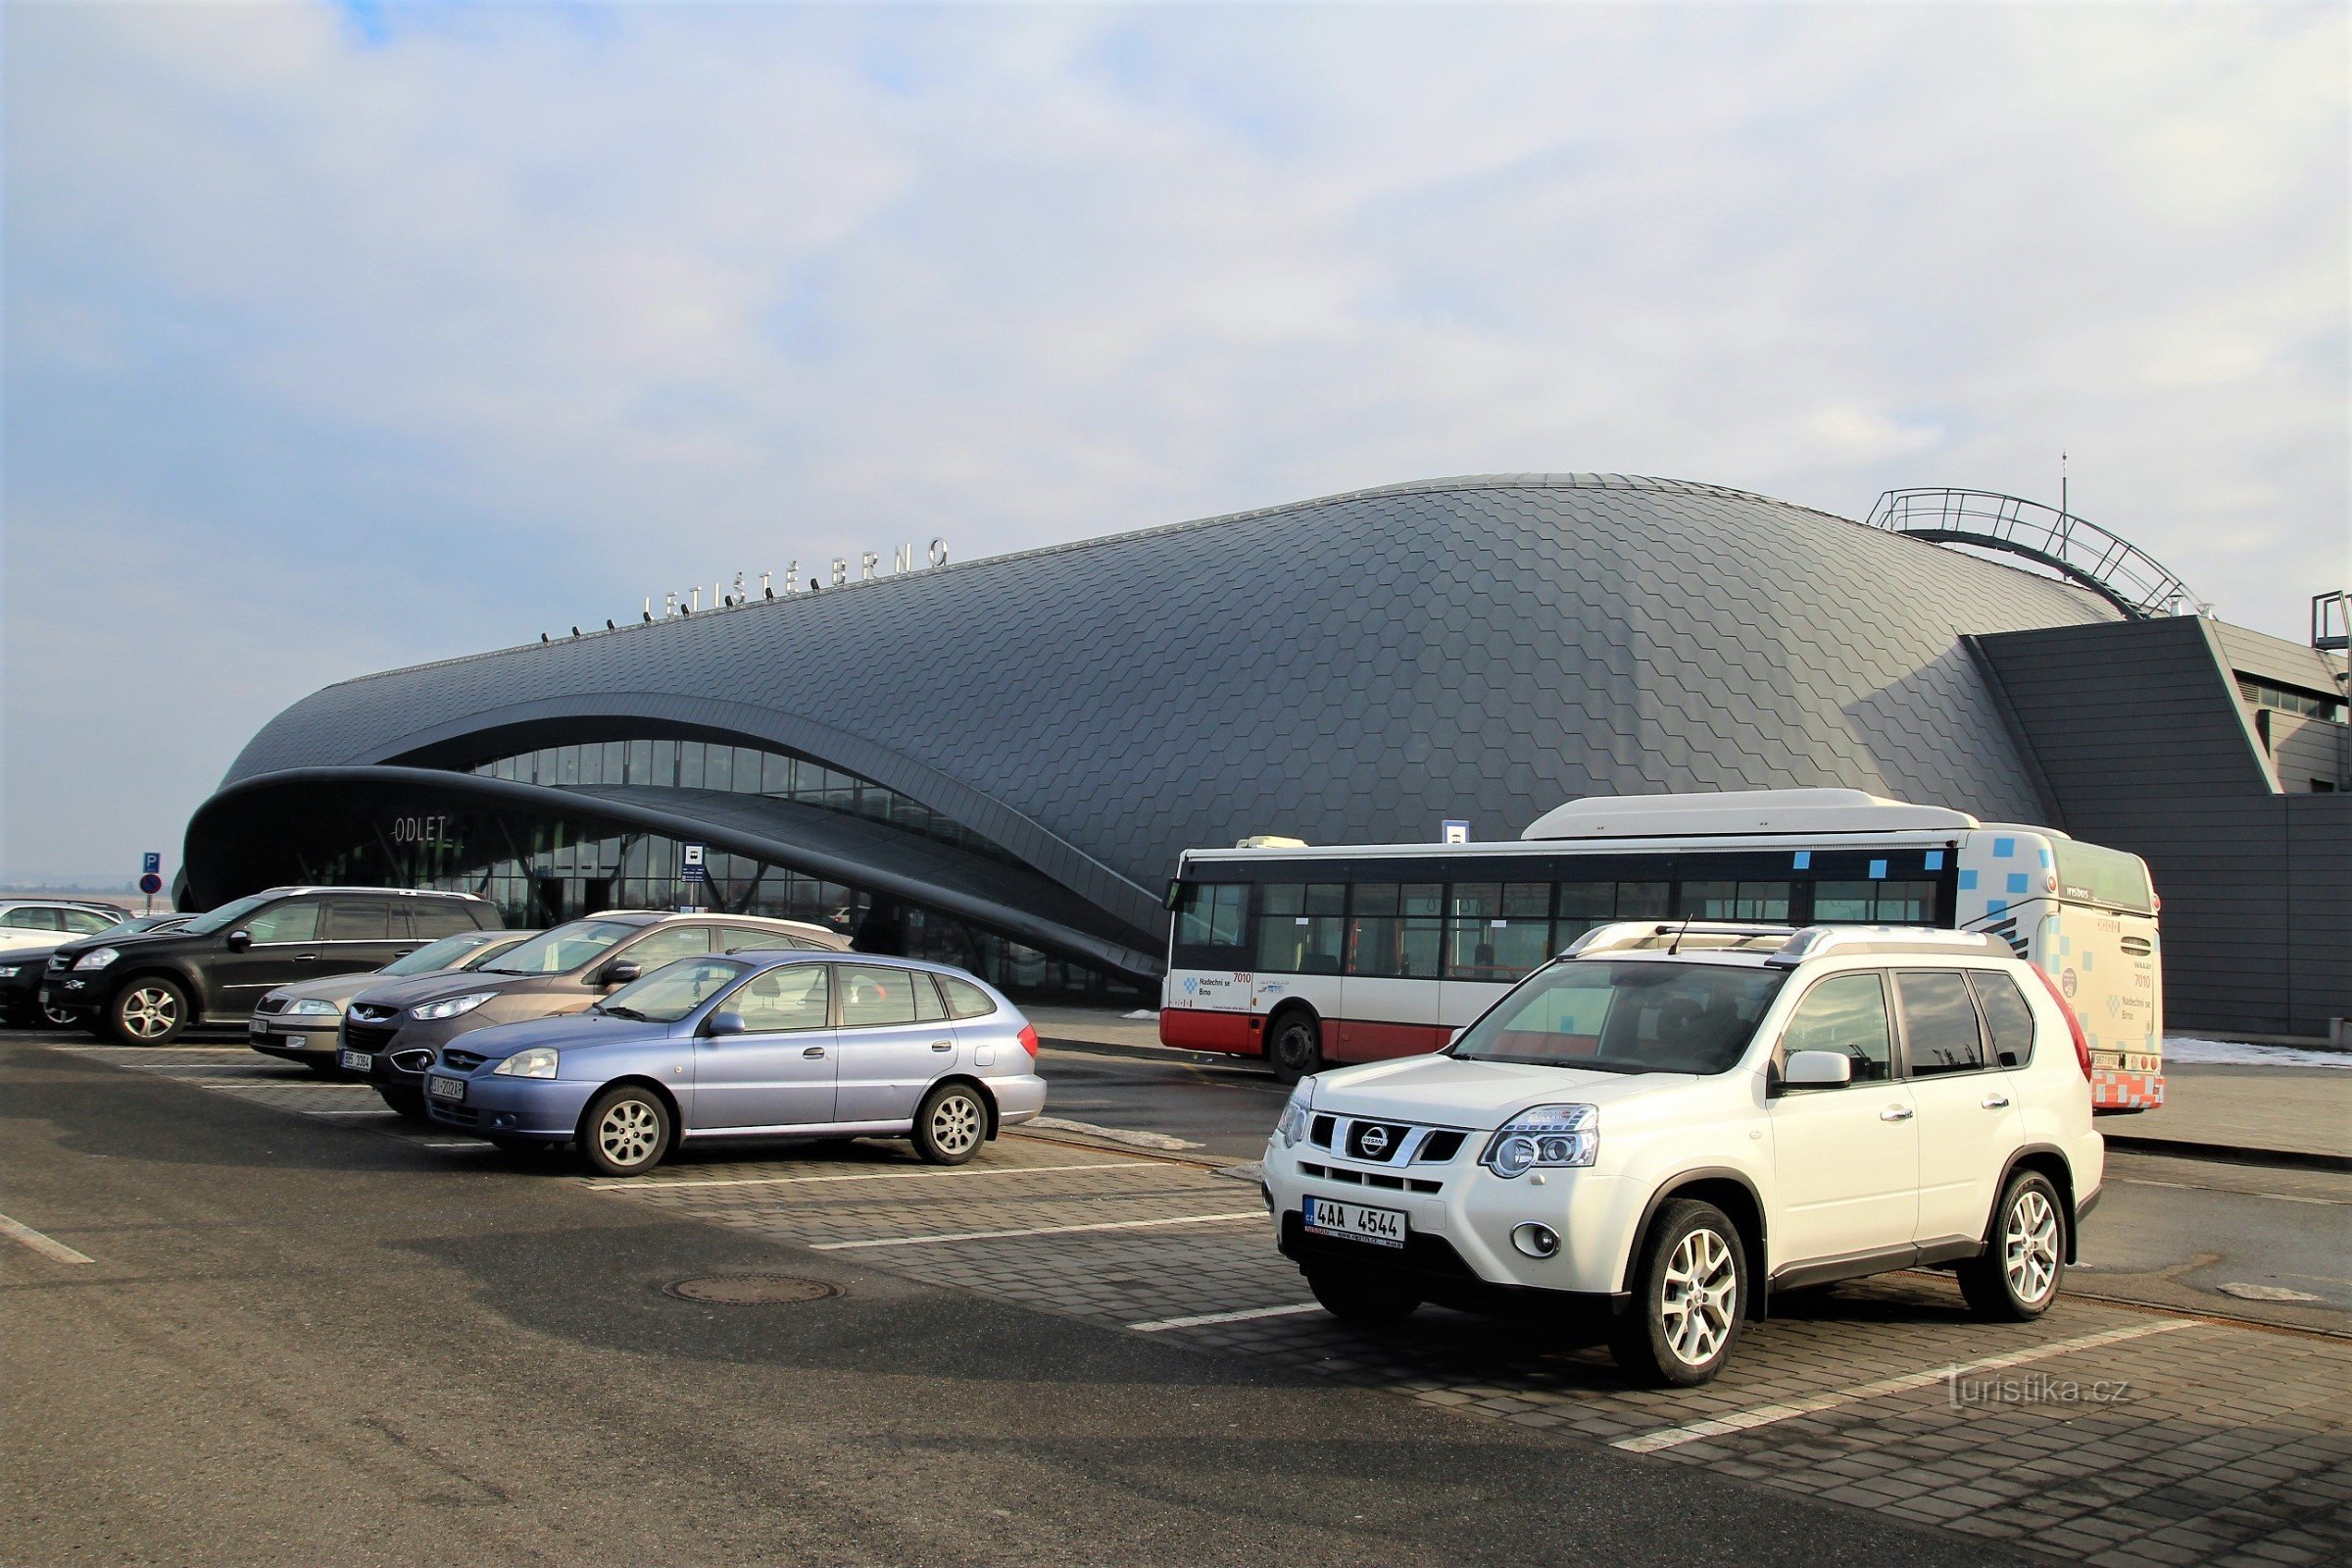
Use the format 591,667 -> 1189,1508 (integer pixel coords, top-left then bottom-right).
2164,1036 -> 2352,1070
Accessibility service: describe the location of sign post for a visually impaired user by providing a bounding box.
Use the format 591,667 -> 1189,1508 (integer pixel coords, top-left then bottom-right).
139,853 -> 163,913
681,843 -> 707,910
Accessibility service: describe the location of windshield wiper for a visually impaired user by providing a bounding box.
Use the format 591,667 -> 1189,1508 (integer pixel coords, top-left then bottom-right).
600,1005 -> 648,1021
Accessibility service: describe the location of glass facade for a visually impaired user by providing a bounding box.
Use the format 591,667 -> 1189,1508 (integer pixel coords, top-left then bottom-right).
468,737 -> 1017,866
286,739 -> 1150,1003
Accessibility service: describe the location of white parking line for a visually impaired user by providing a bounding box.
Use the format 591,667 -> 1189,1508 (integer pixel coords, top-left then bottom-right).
1129,1302 -> 1322,1332
811,1211 -> 1264,1250
1611,1319 -> 2197,1454
0,1211 -> 94,1265
2118,1176 -> 2344,1207
588,1160 -> 1154,1193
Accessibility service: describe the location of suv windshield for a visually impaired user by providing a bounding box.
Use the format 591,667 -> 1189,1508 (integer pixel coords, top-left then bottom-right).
477,920 -> 634,975
597,957 -> 744,1023
179,893 -> 276,936
379,932 -> 498,977
1452,959 -> 1788,1075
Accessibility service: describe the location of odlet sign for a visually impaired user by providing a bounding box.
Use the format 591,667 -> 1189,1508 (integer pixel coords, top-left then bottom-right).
652,539 -> 949,619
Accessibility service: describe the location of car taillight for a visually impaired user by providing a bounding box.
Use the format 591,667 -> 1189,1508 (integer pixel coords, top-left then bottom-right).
1017,1024 -> 1039,1060
2028,965 -> 2094,1082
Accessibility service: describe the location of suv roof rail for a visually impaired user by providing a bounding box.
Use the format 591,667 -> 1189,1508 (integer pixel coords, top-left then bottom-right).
256,885 -> 485,900
1564,920 -> 2015,967
1763,926 -> 2012,967
1563,920 -> 1796,957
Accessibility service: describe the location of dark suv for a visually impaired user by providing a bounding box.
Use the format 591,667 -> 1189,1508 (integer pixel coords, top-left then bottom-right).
41,887 -> 502,1046
342,910 -> 847,1118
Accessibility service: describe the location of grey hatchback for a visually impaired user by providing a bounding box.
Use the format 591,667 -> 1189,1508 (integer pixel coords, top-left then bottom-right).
422,952 -> 1049,1176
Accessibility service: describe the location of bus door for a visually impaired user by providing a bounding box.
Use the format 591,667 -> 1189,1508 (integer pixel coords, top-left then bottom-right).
1435,881 -> 1554,1041
1334,880 -> 1446,1060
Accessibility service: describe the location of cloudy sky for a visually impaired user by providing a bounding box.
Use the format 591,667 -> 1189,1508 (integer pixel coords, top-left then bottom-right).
4,2 -> 2345,881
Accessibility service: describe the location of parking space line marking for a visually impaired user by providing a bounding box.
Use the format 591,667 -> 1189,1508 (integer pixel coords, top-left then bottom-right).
1611,1319 -> 2196,1454
303,1109 -> 400,1117
587,1160 -> 1155,1193
1129,1302 -> 1322,1332
0,1211 -> 94,1265
2118,1176 -> 2346,1207
811,1211 -> 1264,1250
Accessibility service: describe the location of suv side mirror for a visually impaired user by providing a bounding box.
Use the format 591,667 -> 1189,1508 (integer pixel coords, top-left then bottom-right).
224,930 -> 252,953
705,1011 -> 747,1038
597,960 -> 640,988
1783,1050 -> 1853,1090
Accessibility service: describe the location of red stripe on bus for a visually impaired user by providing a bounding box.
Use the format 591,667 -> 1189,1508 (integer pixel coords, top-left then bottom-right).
1159,1009 -> 1262,1055
1330,1020 -> 1453,1062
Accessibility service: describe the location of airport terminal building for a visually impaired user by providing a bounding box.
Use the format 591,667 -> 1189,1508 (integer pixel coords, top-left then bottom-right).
186,475 -> 2350,1039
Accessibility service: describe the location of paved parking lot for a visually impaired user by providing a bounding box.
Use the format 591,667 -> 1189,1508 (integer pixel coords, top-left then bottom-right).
25,1038 -> 2350,1568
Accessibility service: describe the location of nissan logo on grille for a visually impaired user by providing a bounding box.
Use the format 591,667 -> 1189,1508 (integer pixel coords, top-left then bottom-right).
1348,1121 -> 1408,1161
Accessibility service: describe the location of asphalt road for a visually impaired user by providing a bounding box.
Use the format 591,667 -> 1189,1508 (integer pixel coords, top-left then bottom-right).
1,1037 -> 2034,1568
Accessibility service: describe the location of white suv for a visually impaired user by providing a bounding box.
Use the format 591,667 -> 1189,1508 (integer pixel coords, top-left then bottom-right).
1262,922 -> 2104,1386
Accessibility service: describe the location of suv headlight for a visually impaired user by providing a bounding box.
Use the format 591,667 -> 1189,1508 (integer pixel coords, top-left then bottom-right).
492,1047 -> 560,1079
74,948 -> 121,970
1481,1104 -> 1599,1178
284,999 -> 340,1016
1273,1081 -> 1313,1148
0,964 -> 19,979
411,991 -> 495,1021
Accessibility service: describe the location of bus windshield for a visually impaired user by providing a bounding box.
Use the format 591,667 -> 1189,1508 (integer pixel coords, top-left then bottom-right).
1450,960 -> 1788,1075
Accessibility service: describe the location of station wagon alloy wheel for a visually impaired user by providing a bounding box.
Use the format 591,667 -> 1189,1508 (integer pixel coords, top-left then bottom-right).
913,1083 -> 987,1165
600,1101 -> 662,1167
579,1085 -> 673,1178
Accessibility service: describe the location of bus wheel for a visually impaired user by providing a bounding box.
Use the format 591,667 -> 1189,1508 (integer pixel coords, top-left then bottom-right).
1265,1010 -> 1323,1083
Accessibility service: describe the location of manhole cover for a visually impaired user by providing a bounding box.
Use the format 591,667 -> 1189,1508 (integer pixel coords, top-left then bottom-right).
662,1275 -> 843,1305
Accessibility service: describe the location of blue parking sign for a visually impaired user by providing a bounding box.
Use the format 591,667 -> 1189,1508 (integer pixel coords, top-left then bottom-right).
142,851 -> 161,875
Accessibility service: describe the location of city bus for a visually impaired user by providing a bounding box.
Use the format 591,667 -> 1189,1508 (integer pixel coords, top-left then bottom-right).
1159,789 -> 2164,1112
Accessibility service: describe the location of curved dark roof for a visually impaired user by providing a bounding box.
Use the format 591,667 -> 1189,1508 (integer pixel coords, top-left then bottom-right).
209,474 -> 2113,953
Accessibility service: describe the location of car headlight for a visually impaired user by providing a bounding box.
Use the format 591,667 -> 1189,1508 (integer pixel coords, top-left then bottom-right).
411,991 -> 496,1021
74,948 -> 121,970
1273,1082 -> 1313,1148
0,965 -> 18,979
492,1047 -> 560,1079
1481,1104 -> 1599,1178
284,999 -> 340,1016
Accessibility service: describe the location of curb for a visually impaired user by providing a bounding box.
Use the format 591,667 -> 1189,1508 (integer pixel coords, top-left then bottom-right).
1035,1035 -> 1277,1076
2105,1134 -> 2352,1177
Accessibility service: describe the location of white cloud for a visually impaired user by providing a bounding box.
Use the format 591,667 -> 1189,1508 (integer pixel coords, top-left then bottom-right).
3,1 -> 2345,874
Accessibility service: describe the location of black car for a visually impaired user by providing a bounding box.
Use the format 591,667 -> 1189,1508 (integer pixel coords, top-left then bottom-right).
1,913 -> 197,1027
41,886 -> 502,1046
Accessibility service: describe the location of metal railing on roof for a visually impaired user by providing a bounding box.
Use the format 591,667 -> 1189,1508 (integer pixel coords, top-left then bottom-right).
1865,488 -> 2204,620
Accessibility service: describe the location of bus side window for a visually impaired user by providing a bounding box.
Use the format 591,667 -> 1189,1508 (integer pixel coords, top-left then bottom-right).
1968,970 -> 2037,1068
1176,883 -> 1247,949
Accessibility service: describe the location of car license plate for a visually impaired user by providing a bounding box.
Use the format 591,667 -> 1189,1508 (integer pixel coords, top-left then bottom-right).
340,1049 -> 372,1073
427,1074 -> 466,1102
1302,1196 -> 1407,1250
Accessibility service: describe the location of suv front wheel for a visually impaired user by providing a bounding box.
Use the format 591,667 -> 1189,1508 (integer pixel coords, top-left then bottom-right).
110,977 -> 189,1046
1611,1199 -> 1748,1387
1958,1169 -> 2065,1321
